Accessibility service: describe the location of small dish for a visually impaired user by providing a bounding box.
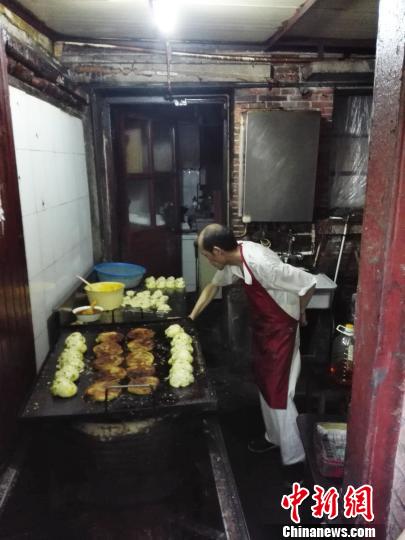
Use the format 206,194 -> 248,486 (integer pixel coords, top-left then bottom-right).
72,305 -> 104,323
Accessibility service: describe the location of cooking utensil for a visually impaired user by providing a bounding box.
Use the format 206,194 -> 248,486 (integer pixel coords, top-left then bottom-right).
76,275 -> 93,289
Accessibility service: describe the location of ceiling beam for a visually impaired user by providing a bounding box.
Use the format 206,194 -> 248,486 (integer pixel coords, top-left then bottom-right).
1,0 -> 57,41
52,33 -> 265,51
263,0 -> 319,50
267,37 -> 376,54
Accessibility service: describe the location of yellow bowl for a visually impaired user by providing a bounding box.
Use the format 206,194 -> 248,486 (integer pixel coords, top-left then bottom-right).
85,282 -> 124,310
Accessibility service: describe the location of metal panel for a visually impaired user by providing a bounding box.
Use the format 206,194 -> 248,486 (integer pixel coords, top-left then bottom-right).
16,0 -> 303,43
286,0 -> 379,40
242,110 -> 320,222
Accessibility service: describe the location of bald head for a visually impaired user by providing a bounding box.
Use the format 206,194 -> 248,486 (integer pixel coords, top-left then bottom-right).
197,224 -> 241,270
199,224 -> 238,253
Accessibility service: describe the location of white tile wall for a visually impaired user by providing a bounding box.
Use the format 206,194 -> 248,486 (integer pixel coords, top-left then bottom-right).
9,86 -> 94,371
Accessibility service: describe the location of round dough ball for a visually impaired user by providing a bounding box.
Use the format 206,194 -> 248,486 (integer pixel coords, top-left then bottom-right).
165,324 -> 184,338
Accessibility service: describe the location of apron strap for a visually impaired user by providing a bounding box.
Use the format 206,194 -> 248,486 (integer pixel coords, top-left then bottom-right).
239,244 -> 254,282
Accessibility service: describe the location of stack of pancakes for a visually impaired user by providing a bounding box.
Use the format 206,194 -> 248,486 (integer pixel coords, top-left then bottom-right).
125,328 -> 159,395
85,328 -> 159,401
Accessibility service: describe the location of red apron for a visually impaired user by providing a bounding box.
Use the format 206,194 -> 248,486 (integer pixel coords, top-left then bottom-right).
240,245 -> 298,409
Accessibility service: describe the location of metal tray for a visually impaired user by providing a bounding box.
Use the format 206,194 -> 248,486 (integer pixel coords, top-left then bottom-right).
20,319 -> 217,421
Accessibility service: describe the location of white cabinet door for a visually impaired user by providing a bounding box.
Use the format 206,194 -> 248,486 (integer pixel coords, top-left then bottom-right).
181,234 -> 197,292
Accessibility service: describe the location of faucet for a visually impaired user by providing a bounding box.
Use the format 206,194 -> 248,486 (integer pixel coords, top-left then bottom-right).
287,229 -> 295,258
280,230 -> 306,264
279,230 -> 296,262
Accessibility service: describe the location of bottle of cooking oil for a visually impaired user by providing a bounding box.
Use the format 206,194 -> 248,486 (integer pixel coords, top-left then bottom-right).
330,323 -> 355,386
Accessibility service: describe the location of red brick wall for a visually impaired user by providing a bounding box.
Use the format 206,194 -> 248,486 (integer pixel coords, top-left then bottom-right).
229,81 -> 364,323
231,83 -> 334,235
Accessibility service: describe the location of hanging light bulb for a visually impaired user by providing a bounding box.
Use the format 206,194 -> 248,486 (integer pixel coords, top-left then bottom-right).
151,0 -> 178,35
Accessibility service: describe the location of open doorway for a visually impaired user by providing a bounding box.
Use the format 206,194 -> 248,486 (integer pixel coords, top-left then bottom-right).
111,98 -> 227,282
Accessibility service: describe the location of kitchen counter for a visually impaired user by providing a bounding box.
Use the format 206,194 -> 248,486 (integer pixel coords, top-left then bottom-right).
54,280 -> 188,328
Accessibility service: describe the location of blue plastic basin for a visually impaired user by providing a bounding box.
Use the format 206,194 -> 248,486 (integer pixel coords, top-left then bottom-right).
94,262 -> 146,288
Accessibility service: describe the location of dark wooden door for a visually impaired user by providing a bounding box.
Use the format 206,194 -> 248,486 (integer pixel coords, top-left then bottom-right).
116,112 -> 181,277
0,31 -> 36,463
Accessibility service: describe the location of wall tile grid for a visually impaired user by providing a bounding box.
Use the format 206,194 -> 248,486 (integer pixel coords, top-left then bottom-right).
231,76 -> 334,235
9,86 -> 94,370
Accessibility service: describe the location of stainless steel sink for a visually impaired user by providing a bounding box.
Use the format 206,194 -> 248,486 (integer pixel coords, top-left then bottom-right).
307,273 -> 337,309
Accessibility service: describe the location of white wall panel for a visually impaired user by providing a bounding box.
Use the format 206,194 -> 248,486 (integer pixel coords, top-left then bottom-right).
9,86 -> 94,370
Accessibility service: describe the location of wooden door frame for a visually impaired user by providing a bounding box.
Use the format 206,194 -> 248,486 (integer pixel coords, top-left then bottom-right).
343,0 -> 405,531
90,93 -> 230,261
114,110 -> 181,270
0,26 -> 36,463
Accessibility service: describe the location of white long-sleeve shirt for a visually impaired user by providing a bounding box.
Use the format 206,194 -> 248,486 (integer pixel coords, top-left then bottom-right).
212,241 -> 316,320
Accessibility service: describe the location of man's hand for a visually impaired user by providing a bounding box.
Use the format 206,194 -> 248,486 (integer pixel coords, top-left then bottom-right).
300,311 -> 308,327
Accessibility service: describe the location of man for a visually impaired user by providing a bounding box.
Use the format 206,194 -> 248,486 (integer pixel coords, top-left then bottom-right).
189,224 -> 316,466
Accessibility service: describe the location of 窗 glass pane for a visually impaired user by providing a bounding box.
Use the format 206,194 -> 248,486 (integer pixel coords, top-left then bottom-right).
127,179 -> 151,228
125,121 -> 149,173
154,177 -> 177,228
153,123 -> 174,172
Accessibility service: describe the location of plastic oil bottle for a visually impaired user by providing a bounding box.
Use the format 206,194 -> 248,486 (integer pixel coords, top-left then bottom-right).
330,323 -> 355,386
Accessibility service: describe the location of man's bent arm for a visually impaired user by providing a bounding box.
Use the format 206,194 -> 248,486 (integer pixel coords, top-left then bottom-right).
189,283 -> 219,320
300,283 -> 316,315
298,284 -> 316,326
299,284 -> 316,314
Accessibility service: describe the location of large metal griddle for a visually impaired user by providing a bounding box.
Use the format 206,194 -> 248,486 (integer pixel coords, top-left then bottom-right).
21,319 -> 216,422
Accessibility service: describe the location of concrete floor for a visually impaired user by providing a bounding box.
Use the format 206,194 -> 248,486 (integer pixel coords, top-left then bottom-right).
0,298 -> 337,539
